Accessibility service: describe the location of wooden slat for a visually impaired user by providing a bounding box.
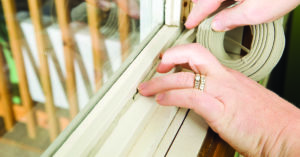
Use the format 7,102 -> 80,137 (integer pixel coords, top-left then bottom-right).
86,0 -> 107,91
198,128 -> 235,157
1,0 -> 37,138
27,0 -> 60,141
117,2 -> 130,61
0,46 -> 15,131
54,0 -> 79,119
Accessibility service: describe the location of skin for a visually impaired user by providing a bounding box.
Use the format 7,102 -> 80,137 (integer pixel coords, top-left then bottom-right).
139,44 -> 300,156
185,0 -> 300,31
139,1 -> 300,155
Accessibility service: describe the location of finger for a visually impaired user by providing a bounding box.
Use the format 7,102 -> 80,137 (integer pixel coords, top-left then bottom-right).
211,0 -> 279,31
139,70 -> 231,101
139,72 -> 194,96
156,89 -> 224,123
157,43 -> 225,75
185,0 -> 224,29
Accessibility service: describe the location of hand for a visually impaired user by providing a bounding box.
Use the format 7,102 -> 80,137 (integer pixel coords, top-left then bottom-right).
92,0 -> 140,19
185,0 -> 300,31
138,43 -> 300,156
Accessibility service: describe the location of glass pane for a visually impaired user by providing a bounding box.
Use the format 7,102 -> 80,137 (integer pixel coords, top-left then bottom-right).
0,0 -> 163,156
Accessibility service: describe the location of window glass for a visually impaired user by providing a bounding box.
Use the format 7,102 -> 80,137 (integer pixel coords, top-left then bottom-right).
0,0 -> 163,156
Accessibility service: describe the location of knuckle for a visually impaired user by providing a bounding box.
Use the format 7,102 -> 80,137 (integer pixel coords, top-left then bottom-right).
151,76 -> 162,85
241,7 -> 264,24
190,43 -> 204,50
243,13 -> 257,24
177,72 -> 194,87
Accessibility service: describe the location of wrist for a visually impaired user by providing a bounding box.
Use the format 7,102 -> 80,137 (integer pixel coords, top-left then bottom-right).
283,115 -> 300,156
264,103 -> 300,157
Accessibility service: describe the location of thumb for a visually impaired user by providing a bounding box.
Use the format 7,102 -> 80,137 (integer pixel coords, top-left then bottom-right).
211,1 -> 262,31
185,0 -> 224,29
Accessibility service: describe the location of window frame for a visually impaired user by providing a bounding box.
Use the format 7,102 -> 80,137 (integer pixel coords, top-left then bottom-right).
42,24 -> 163,156
42,0 -> 182,156
49,25 -> 182,156
42,0 -> 191,156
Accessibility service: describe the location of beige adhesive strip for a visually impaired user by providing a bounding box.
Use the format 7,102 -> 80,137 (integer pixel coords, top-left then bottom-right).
196,17 -> 285,81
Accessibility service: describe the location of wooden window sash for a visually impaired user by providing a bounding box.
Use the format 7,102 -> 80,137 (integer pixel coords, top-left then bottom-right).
41,24 -> 162,157
50,26 -> 182,156
43,1 -> 200,156
51,27 -> 211,157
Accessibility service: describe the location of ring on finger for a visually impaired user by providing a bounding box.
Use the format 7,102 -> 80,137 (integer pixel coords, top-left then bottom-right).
194,74 -> 206,92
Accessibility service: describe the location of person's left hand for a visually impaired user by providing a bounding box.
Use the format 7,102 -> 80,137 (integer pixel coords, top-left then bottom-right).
138,43 -> 300,156
185,0 -> 300,31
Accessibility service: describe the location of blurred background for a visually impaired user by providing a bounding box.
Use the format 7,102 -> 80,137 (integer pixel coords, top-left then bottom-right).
0,0 -> 163,156
267,6 -> 300,108
0,0 -> 299,156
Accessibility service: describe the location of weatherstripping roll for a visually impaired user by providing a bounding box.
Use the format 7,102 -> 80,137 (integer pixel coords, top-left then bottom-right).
196,17 -> 285,81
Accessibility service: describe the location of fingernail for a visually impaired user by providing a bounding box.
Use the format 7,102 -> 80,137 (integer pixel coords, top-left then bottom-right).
184,21 -> 189,28
156,62 -> 162,71
184,14 -> 194,29
211,20 -> 229,32
138,83 -> 147,91
184,19 -> 192,29
156,93 -> 165,101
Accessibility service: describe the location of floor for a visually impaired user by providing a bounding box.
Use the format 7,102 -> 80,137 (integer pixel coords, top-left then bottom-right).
0,103 -> 70,157
0,121 -> 49,157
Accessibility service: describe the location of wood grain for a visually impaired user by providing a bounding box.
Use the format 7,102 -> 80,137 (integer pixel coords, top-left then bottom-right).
1,0 -> 37,138
117,1 -> 130,61
0,46 -> 15,131
27,0 -> 60,141
199,128 -> 235,157
86,0 -> 107,91
54,0 -> 79,119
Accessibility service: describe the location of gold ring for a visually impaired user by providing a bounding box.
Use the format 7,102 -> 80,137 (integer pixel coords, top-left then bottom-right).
194,74 -> 201,89
199,75 -> 205,92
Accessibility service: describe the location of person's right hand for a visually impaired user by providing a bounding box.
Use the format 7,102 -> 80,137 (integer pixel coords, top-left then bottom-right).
185,0 -> 300,31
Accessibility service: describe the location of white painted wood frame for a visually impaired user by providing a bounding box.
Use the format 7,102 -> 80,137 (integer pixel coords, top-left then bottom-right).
166,111 -> 208,156
53,26 -> 181,157
52,26 -> 211,157
45,1 -> 213,156
165,0 -> 183,26
140,0 -> 164,41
